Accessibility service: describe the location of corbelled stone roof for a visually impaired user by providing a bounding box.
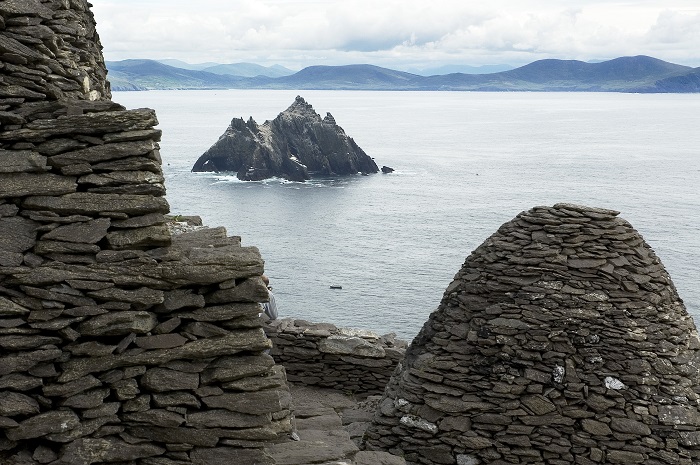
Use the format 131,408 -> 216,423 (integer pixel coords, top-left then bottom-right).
364,203 -> 700,465
0,0 -> 110,113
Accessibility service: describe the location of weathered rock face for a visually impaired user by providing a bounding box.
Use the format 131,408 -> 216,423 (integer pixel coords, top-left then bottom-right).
363,204 -> 700,465
192,96 -> 379,181
1,2 -> 292,464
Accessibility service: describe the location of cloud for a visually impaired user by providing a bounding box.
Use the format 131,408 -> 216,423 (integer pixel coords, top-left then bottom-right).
646,9 -> 700,44
90,0 -> 700,68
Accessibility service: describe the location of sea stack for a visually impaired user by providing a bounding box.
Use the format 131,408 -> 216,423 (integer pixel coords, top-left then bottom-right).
364,203 -> 700,465
191,96 -> 379,181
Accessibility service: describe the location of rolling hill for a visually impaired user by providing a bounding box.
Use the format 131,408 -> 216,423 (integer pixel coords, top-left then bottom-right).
199,63 -> 294,78
154,60 -> 293,77
271,64 -> 421,89
106,59 -> 245,90
106,56 -> 700,93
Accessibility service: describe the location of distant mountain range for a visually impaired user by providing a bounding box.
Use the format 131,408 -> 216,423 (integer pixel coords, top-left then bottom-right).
406,64 -> 515,76
106,56 -> 700,93
156,59 -> 294,78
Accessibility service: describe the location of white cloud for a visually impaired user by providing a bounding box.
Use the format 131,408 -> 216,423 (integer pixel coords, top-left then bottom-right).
90,0 -> 700,68
646,9 -> 700,44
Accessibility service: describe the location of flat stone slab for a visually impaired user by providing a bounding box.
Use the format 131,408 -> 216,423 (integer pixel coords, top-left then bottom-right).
0,150 -> 47,173
294,406 -> 338,419
23,192 -> 169,216
355,451 -> 407,465
295,413 -> 343,431
42,218 -> 110,244
262,383 -> 409,464
290,384 -> 358,412
341,396 -> 381,425
0,173 -> 78,198
266,428 -> 359,465
319,335 -> 385,358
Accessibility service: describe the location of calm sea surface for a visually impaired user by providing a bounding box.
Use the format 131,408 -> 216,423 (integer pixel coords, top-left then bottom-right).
113,90 -> 700,341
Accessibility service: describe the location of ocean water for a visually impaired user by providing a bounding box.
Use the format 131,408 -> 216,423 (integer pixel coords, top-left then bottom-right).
113,90 -> 700,341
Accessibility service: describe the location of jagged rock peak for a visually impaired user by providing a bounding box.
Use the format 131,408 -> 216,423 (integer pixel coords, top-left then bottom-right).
324,112 -> 337,125
288,95 -> 315,113
280,97 -> 335,127
363,203 -> 699,465
247,116 -> 258,130
192,97 -> 379,181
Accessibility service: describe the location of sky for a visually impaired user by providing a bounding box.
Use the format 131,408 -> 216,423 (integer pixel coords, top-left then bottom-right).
90,0 -> 700,71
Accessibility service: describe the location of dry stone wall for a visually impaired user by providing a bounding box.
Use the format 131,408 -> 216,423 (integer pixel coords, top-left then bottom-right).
0,0 -> 110,111
1,2 -> 292,464
0,225 -> 293,465
266,318 -> 407,395
10,2 -> 700,464
363,204 -> 700,465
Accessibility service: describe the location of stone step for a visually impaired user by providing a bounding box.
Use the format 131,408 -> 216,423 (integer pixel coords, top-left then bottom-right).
265,383 -> 405,465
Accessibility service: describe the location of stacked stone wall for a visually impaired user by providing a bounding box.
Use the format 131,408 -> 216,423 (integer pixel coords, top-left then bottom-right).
266,318 -> 406,395
10,2 -> 700,464
0,0 -> 110,113
364,204 -> 700,465
1,222 -> 293,464
1,2 -> 292,464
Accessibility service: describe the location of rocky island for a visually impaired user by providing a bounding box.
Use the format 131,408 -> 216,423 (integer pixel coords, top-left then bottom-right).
5,2 -> 700,465
191,96 -> 379,181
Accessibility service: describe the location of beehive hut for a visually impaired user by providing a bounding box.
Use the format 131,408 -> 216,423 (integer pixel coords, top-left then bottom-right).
364,203 -> 700,465
1,1 -> 291,464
